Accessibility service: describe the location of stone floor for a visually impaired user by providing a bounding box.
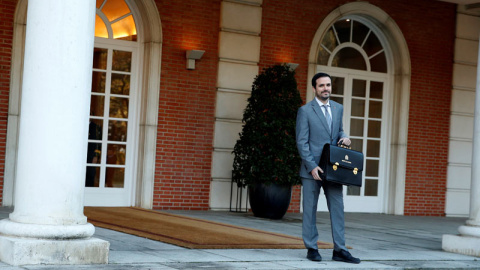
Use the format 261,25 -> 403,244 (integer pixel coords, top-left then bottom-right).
0,207 -> 479,269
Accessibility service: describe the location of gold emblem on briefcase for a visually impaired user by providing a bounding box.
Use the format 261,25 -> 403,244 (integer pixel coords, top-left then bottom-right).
333,162 -> 339,171
353,168 -> 358,175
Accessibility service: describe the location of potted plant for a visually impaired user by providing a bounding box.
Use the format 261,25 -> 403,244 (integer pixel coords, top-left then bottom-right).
232,64 -> 303,219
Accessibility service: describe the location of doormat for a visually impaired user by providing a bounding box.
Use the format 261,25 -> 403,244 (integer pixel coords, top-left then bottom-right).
84,207 -> 333,249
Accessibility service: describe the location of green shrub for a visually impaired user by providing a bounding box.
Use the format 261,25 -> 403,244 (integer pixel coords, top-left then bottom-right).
232,64 -> 303,188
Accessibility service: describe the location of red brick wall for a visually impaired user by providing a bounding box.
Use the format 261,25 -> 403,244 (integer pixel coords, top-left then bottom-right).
397,1 -> 455,216
152,0 -> 219,210
0,0 -> 16,205
259,0 -> 456,215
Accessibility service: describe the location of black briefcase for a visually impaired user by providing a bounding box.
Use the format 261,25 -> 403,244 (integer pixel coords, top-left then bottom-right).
319,144 -> 364,187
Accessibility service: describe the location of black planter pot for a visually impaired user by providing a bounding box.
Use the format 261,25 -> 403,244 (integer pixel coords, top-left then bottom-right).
248,182 -> 292,219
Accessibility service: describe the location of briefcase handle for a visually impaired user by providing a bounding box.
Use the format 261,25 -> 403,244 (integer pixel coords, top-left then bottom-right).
337,143 -> 351,149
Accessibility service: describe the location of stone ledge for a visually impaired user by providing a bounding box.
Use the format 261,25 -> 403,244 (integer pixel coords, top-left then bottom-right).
0,236 -> 109,266
442,234 -> 480,257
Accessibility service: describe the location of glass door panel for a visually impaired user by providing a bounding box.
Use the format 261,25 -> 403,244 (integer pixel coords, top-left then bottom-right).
316,71 -> 387,213
85,44 -> 135,206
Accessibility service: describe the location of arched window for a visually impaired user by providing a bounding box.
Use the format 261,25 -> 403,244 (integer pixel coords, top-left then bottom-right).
95,0 -> 137,41
318,19 -> 387,73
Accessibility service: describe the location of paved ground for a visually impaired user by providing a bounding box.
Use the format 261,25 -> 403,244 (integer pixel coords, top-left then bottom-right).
0,207 -> 479,269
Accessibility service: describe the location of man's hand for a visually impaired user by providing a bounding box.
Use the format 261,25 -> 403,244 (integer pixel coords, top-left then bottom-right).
311,166 -> 323,181
338,137 -> 351,146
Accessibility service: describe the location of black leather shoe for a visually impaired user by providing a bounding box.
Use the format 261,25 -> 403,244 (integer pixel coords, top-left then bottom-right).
306,248 -> 322,261
332,249 -> 360,264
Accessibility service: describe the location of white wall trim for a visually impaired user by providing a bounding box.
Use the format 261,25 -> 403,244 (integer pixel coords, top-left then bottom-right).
445,8 -> 480,217
128,0 -> 162,209
210,0 -> 262,210
3,0 -> 27,206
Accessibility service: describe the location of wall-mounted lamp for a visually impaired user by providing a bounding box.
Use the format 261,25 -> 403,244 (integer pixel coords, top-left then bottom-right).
186,50 -> 205,70
286,63 -> 299,71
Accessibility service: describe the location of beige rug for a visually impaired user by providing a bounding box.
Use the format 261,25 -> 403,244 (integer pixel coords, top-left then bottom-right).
84,207 -> 334,249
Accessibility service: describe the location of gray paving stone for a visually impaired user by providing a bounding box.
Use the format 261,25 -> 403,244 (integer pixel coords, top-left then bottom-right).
109,251 -> 171,263
142,249 -> 237,263
162,261 -> 295,270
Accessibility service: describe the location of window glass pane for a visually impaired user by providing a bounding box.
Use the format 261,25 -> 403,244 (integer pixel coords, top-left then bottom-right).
369,100 -> 382,118
370,81 -> 383,99
94,14 -> 109,38
350,138 -> 363,152
333,19 -> 350,44
109,97 -> 129,118
107,144 -> 126,165
102,0 -> 131,22
366,159 -> 379,177
331,77 -> 344,95
352,79 -> 366,97
351,99 -> 365,117
92,71 -> 106,93
112,50 -> 132,72
112,15 -> 137,41
365,179 -> 378,196
318,46 -> 330,65
368,120 -> 381,138
350,119 -> 364,136
93,48 -> 107,70
108,120 -> 128,142
330,96 -> 343,105
352,20 -> 369,46
347,186 -> 360,196
105,167 -> 125,188
90,95 -> 105,116
89,119 -> 103,141
332,48 -> 367,71
370,51 -> 387,73
86,143 -> 102,164
111,73 -> 130,95
321,28 -> 337,53
367,140 -> 380,157
85,167 -> 100,187
363,32 -> 382,57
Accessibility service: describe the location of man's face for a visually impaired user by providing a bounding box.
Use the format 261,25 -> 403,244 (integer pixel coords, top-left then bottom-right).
313,76 -> 332,101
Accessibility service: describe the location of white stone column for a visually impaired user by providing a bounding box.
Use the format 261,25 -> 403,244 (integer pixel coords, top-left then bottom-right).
0,0 -> 109,265
443,32 -> 480,257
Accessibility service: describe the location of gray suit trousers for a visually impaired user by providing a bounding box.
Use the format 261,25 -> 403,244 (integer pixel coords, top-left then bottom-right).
301,177 -> 347,252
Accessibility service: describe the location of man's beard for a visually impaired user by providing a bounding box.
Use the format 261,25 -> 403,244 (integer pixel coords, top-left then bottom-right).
317,91 -> 330,101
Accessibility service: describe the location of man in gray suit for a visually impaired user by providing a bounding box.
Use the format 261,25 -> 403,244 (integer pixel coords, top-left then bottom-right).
295,72 -> 360,264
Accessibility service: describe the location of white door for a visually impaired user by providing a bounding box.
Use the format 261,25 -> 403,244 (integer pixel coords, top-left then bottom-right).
85,41 -> 138,206
313,17 -> 392,213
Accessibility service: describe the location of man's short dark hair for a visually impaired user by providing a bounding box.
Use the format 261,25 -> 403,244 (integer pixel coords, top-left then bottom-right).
311,72 -> 332,87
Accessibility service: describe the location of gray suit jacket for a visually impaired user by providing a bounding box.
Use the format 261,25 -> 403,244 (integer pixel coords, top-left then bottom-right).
296,99 -> 347,179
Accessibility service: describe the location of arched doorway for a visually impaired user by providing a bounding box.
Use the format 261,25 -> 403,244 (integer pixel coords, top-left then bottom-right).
4,0 -> 162,208
85,0 -> 140,206
307,2 -> 411,214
